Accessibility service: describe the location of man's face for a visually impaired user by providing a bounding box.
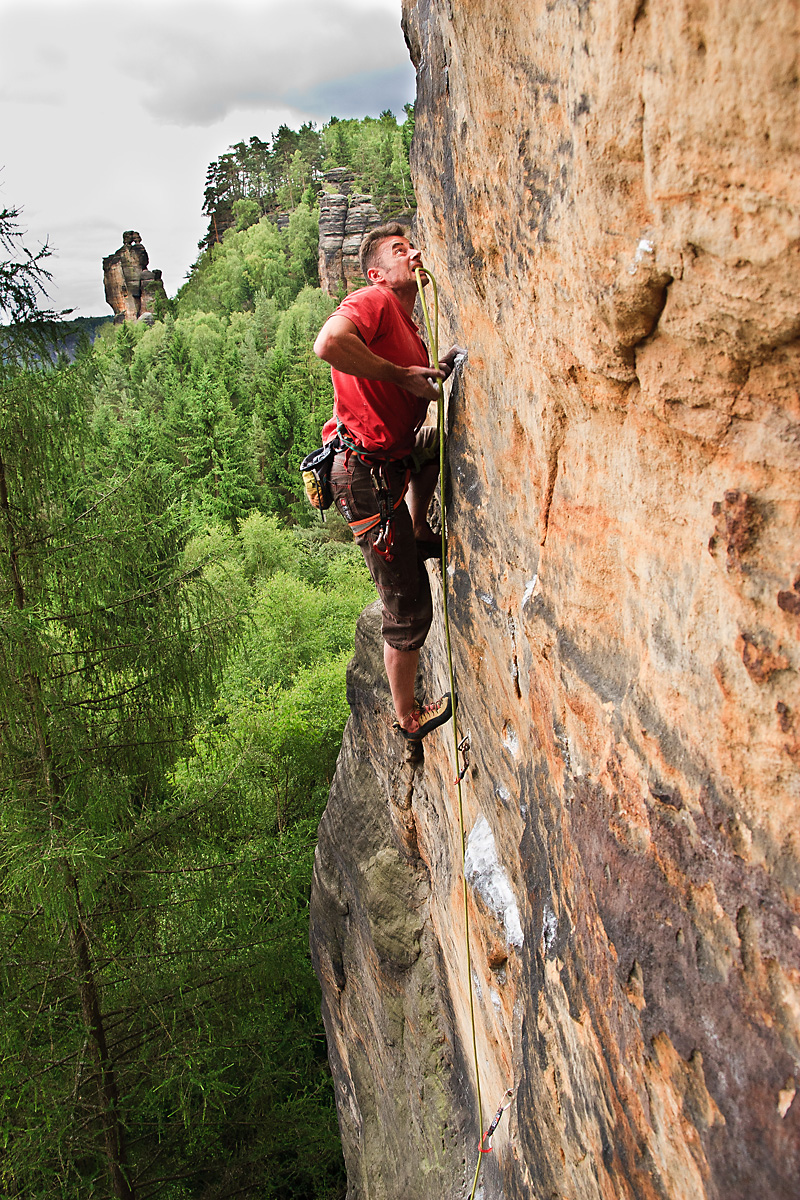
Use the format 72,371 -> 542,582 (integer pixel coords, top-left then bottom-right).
368,236 -> 426,288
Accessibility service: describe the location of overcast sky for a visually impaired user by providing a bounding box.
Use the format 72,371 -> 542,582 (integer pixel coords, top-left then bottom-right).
0,0 -> 416,317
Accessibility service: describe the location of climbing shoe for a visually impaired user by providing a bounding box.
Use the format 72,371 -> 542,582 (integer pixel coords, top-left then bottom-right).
393,692 -> 453,741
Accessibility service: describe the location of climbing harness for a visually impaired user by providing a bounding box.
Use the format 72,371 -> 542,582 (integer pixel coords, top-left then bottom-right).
415,266 -> 515,1200
334,423 -> 413,560
301,422 -> 414,553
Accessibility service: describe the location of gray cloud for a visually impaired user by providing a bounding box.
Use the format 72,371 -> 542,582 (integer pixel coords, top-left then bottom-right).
2,0 -> 412,124
125,1 -> 412,124
286,65 -> 415,121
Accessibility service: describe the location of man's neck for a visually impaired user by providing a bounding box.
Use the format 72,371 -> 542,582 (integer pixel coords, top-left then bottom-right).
376,280 -> 418,318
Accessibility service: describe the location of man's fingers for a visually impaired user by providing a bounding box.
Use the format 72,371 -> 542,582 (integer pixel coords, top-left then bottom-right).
434,346 -> 467,378
404,365 -> 443,393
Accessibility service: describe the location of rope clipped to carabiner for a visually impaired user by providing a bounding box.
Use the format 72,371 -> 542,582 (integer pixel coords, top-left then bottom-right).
479,1090 -> 516,1154
454,734 -> 471,785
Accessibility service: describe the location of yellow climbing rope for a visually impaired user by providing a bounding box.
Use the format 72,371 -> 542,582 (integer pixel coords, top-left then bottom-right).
415,265 -> 487,1200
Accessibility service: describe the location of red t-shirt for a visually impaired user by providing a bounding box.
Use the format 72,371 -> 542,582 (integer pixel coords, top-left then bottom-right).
320,285 -> 430,459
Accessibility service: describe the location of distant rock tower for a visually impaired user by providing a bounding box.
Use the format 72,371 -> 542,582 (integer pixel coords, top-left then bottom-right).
103,231 -> 167,324
317,170 -> 384,296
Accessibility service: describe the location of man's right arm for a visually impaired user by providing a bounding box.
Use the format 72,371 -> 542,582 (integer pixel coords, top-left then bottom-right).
313,314 -> 443,401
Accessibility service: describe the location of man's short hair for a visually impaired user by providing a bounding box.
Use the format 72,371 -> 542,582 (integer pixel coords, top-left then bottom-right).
359,222 -> 411,280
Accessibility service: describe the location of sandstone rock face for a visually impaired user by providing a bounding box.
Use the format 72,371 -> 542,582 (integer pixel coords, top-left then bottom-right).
311,604 -> 474,1199
310,1 -> 800,1198
103,231 -> 166,324
318,169 -> 384,296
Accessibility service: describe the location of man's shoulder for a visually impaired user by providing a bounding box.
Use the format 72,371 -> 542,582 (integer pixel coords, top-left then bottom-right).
336,284 -> 392,315
335,285 -> 400,343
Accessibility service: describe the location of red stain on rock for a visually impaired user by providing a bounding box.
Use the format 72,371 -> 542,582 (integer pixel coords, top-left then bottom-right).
709,491 -> 761,572
778,591 -> 800,615
736,633 -> 790,683
487,941 -> 509,969
777,577 -> 800,617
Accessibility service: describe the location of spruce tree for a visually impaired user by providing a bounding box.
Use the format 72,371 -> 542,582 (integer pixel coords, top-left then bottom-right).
181,365 -> 255,524
0,365 -> 236,1196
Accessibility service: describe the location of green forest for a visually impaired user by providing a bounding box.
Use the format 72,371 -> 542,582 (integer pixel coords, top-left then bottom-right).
0,110 -> 412,1198
199,106 -> 414,250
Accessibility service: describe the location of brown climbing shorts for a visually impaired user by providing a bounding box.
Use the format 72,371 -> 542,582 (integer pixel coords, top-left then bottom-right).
331,426 -> 438,652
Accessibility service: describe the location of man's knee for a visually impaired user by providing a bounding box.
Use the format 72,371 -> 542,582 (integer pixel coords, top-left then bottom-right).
381,591 -> 433,651
410,425 -> 439,471
379,549 -> 433,650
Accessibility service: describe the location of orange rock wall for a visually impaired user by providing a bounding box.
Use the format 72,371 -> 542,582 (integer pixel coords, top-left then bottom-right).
311,2 -> 800,1196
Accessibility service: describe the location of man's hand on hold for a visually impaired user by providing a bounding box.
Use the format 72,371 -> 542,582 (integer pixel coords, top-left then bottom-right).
438,345 -> 467,379
397,363 -> 445,401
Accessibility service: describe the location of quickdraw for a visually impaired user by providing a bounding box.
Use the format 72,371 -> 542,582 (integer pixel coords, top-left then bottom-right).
479,1090 -> 515,1154
454,734 -> 471,785
369,464 -> 396,561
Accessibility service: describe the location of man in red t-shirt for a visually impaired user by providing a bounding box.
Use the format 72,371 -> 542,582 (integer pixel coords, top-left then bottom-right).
314,223 -> 461,741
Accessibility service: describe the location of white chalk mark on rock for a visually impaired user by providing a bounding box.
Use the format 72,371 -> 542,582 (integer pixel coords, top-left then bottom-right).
542,904 -> 558,954
522,576 -> 538,605
628,236 -> 655,275
502,724 -> 519,757
465,816 -> 524,948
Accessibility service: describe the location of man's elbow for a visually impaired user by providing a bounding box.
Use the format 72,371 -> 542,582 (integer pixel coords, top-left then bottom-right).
313,326 -> 334,362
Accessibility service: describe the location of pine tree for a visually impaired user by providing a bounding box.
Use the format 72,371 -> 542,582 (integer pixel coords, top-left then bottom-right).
287,202 -> 320,293
0,193 -> 352,1199
114,319 -> 137,368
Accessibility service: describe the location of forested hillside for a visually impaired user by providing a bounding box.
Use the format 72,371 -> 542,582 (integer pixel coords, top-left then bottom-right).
199,106 -> 414,249
0,111 -> 412,1198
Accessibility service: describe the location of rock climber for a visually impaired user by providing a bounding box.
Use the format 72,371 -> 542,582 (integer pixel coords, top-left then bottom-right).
313,222 -> 462,741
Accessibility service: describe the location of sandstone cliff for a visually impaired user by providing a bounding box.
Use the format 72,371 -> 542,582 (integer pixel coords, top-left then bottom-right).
310,2 -> 800,1198
103,231 -> 166,323
318,169 -> 385,296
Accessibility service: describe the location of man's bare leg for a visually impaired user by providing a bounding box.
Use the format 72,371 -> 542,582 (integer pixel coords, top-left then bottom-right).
384,642 -> 420,725
407,460 -> 439,541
